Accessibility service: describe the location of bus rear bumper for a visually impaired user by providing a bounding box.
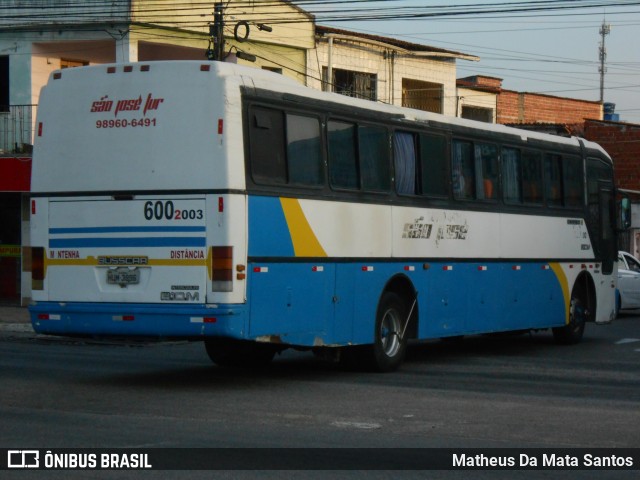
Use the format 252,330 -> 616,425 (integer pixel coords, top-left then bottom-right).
29,302 -> 247,340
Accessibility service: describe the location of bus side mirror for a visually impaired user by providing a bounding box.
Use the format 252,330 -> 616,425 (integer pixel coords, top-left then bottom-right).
618,197 -> 632,230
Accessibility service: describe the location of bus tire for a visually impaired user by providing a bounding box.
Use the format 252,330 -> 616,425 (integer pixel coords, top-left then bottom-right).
361,291 -> 408,372
552,298 -> 586,345
204,338 -> 276,368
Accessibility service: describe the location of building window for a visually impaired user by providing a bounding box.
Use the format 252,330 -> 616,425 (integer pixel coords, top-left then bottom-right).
461,106 -> 494,123
402,78 -> 442,114
322,67 -> 377,101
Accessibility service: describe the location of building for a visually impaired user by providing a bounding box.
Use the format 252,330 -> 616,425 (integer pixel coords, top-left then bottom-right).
309,26 -> 479,116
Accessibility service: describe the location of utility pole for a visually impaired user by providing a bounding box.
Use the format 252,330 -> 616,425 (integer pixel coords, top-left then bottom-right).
599,21 -> 611,103
207,2 -> 225,61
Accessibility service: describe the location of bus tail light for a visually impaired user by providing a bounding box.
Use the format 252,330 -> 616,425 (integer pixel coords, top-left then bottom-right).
32,247 -> 45,290
211,246 -> 233,292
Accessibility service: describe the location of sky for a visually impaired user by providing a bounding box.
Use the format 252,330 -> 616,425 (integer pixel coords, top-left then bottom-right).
299,0 -> 640,123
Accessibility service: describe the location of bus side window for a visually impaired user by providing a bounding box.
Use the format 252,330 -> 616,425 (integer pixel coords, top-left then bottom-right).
475,143 -> 498,201
393,131 -> 417,195
563,155 -> 584,207
286,113 -> 323,186
503,147 -> 521,204
544,154 -> 563,207
522,150 -> 543,204
359,125 -> 390,192
452,140 -> 475,200
249,107 -> 286,184
328,120 -> 359,190
419,133 -> 448,197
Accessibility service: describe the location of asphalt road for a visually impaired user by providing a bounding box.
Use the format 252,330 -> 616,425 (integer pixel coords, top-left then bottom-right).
1,314 -> 639,479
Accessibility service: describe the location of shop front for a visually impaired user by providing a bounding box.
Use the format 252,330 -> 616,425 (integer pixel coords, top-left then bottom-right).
0,156 -> 31,305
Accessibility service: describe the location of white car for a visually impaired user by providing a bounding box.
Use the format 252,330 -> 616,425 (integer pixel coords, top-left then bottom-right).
617,251 -> 640,311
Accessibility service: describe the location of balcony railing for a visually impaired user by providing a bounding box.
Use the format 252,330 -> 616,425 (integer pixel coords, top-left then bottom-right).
0,105 -> 36,154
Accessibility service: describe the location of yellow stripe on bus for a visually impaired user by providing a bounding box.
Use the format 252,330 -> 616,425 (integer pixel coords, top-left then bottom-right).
43,256 -> 207,276
549,262 -> 571,324
280,197 -> 327,258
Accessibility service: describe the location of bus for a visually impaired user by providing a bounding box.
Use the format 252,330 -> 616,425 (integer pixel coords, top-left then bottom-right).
29,61 -> 629,371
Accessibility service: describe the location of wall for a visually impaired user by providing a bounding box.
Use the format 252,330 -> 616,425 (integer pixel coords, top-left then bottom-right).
584,119 -> 640,192
498,90 -> 602,125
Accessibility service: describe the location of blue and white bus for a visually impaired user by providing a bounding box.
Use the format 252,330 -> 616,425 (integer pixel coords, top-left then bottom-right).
29,61 -> 628,371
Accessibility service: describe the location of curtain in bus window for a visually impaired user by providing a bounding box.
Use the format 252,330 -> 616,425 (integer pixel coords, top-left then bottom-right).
475,143 -> 498,200
419,134 -> 447,197
328,121 -> 358,189
522,151 -> 543,204
393,131 -> 416,195
250,107 -> 286,184
286,114 -> 323,186
359,126 -> 390,192
503,147 -> 521,204
563,156 -> 584,207
452,140 -> 474,200
544,154 -> 563,206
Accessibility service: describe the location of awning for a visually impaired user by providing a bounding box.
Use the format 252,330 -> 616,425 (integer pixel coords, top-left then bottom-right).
0,156 -> 31,192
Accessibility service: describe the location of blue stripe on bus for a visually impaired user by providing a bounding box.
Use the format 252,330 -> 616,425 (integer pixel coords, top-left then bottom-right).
248,196 -> 294,257
49,237 -> 206,248
50,226 -> 206,234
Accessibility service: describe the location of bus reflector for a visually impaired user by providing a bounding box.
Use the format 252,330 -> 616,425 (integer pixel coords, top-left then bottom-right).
253,266 -> 268,273
218,119 -> 224,135
512,265 -> 522,271
478,266 -> 488,271
211,246 -> 233,292
404,265 -> 415,272
113,315 -> 135,321
200,64 -> 211,71
443,266 -> 453,271
312,266 -> 324,272
38,314 -> 60,321
32,247 -> 44,290
38,122 -> 43,137
31,199 -> 36,214
190,317 -> 217,323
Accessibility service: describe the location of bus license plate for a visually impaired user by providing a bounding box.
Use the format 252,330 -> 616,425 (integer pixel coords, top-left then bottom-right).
107,269 -> 140,285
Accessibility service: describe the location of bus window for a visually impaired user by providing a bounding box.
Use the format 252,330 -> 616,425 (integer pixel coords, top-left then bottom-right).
393,131 -> 417,195
563,155 -> 584,207
544,153 -> 563,207
328,120 -> 359,190
359,125 -> 390,192
475,143 -> 498,201
286,113 -> 323,186
249,106 -> 286,184
452,140 -> 475,200
503,147 -> 521,204
419,134 -> 447,197
522,150 -> 543,204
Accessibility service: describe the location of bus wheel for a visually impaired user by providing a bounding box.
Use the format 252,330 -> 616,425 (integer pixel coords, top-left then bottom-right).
552,298 -> 586,345
204,338 -> 276,368
370,291 -> 408,372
